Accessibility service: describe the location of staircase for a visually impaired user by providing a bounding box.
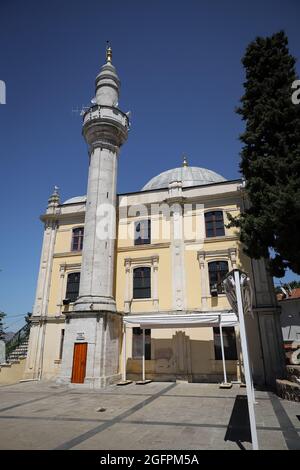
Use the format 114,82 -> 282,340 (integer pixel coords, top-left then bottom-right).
6,339 -> 29,362
4,323 -> 30,364
276,366 -> 300,402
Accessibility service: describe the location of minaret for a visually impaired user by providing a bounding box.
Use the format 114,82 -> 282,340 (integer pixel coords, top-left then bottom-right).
75,45 -> 129,312
59,46 -> 129,387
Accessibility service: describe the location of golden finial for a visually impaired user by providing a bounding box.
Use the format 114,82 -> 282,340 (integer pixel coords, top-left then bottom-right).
106,41 -> 112,63
182,154 -> 188,167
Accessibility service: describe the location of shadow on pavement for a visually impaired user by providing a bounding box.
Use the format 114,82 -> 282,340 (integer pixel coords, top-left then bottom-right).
224,395 -> 251,450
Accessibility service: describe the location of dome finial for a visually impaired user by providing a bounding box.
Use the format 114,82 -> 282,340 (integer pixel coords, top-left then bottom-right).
182,154 -> 188,167
106,40 -> 112,63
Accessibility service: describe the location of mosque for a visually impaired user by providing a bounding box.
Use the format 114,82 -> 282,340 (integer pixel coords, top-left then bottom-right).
24,47 -> 285,388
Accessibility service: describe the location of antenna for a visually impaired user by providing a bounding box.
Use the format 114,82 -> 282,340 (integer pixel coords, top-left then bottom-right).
72,104 -> 90,116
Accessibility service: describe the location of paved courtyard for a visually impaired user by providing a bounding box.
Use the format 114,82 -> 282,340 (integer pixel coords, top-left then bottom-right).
0,380 -> 299,450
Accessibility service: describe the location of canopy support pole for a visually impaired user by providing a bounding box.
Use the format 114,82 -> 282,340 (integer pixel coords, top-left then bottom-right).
219,319 -> 228,384
142,328 -> 146,381
123,324 -> 127,381
234,269 -> 258,450
236,326 -> 243,384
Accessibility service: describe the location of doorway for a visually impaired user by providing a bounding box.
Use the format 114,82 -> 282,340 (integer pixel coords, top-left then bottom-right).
71,342 -> 87,383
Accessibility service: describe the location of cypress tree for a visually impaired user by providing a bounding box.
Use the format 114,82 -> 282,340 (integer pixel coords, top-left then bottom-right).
230,31 -> 300,277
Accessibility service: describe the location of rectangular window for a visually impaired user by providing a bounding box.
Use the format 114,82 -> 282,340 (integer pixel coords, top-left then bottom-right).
71,227 -> 84,251
213,327 -> 237,360
205,211 -> 225,238
133,267 -> 151,299
132,328 -> 151,359
208,261 -> 228,294
134,220 -> 151,245
66,272 -> 81,303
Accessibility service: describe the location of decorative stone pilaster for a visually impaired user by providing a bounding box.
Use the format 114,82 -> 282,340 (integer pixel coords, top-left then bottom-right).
228,247 -> 237,269
57,264 -> 66,315
124,258 -> 131,313
197,251 -> 208,310
171,203 -> 186,311
152,255 -> 159,311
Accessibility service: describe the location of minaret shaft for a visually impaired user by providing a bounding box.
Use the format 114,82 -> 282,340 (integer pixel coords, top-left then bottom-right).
75,146 -> 118,311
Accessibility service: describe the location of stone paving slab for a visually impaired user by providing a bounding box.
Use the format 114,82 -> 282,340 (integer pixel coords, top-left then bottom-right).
0,381 -> 299,450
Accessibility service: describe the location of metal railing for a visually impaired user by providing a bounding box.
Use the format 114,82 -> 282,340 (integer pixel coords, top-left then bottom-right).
5,322 -> 30,360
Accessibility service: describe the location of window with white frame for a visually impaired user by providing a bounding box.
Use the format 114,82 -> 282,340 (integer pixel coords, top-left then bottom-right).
133,267 -> 151,299
65,272 -> 80,302
205,211 -> 225,238
208,261 -> 228,294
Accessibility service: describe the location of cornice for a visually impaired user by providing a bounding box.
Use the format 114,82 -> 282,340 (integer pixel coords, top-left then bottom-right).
185,235 -> 238,245
30,315 -> 65,324
40,212 -> 85,223
53,251 -> 82,259
117,242 -> 170,252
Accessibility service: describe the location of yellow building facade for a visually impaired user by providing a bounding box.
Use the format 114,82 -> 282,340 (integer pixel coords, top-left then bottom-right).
24,49 -> 285,388
24,176 -> 285,387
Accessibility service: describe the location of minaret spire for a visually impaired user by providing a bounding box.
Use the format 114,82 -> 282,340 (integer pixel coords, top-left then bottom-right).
106,41 -> 112,63
95,43 -> 120,106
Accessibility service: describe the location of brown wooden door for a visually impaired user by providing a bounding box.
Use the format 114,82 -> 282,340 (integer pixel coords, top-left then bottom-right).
71,343 -> 87,383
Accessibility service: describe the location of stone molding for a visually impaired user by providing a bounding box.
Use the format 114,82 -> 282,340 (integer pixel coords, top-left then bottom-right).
197,247 -> 237,308
118,242 -> 170,252
124,255 -> 159,313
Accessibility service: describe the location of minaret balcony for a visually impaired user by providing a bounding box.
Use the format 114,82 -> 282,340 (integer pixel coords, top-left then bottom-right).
83,105 -> 129,129
82,105 -> 129,149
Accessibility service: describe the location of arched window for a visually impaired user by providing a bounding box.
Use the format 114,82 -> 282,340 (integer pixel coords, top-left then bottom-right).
205,211 -> 225,238
208,261 -> 228,294
133,267 -> 151,299
71,227 -> 84,251
65,272 -> 80,303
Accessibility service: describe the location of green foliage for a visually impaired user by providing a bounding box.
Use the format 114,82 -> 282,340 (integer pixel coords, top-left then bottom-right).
230,31 -> 300,277
0,311 -> 6,341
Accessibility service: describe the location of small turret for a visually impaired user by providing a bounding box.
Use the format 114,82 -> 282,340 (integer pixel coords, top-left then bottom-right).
46,186 -> 60,214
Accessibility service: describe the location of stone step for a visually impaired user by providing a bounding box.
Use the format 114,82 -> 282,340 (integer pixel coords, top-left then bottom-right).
9,348 -> 28,354
286,365 -> 300,382
10,349 -> 28,356
8,345 -> 28,352
6,339 -> 29,361
276,379 -> 300,402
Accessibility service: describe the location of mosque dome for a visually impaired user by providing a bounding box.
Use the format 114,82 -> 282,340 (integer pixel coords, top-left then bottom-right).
62,195 -> 87,205
141,159 -> 226,191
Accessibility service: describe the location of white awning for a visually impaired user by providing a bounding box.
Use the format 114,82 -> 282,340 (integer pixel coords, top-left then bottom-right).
123,311 -> 238,329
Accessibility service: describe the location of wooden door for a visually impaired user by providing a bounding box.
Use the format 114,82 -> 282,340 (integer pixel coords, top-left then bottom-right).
71,343 -> 87,383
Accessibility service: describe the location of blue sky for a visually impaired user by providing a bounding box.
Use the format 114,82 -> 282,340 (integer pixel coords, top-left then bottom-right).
0,0 -> 300,331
